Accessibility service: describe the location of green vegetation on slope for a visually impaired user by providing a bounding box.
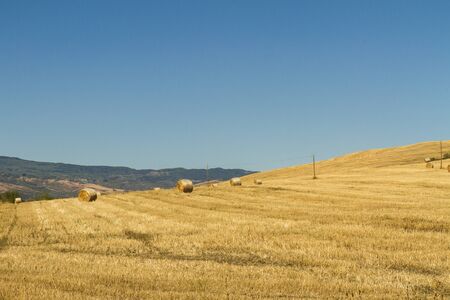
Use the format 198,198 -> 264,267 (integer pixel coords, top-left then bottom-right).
0,191 -> 20,203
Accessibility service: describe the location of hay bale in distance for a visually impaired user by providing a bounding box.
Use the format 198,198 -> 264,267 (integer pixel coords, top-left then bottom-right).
14,198 -> 22,204
78,188 -> 98,202
153,187 -> 161,191
177,179 -> 193,193
426,163 -> 434,169
254,179 -> 263,185
230,177 -> 242,186
424,157 -> 434,163
211,183 -> 218,187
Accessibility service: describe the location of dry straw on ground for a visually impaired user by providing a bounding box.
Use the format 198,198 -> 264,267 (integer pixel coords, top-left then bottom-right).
1,141 -> 449,299
78,188 -> 98,202
177,179 -> 193,193
230,177 -> 242,186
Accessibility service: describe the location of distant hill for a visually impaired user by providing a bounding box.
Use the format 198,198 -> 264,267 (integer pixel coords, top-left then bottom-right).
0,156 -> 254,200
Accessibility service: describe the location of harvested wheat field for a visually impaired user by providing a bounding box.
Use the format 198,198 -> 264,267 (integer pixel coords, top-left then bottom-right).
1,141 -> 449,299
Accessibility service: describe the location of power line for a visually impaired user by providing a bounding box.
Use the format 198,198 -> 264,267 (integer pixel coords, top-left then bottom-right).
213,154 -> 315,170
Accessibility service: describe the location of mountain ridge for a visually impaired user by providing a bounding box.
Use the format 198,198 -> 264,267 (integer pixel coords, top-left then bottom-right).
0,156 -> 254,200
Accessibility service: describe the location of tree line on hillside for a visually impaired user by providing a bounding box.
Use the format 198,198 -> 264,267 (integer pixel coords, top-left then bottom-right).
0,191 -> 54,203
0,191 -> 20,203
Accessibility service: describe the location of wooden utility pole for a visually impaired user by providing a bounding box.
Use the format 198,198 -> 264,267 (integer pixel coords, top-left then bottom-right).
206,163 -> 209,182
312,155 -> 317,179
440,141 -> 443,169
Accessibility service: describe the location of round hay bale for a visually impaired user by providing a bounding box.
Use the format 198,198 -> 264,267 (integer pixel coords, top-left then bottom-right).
14,198 -> 22,204
211,183 -> 218,187
254,179 -> 263,185
230,177 -> 242,186
426,163 -> 434,169
424,157 -> 433,163
78,188 -> 98,202
177,179 -> 193,193
154,187 -> 161,191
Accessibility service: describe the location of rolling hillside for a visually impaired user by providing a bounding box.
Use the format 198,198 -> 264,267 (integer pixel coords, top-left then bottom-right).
0,156 -> 253,200
0,141 -> 449,299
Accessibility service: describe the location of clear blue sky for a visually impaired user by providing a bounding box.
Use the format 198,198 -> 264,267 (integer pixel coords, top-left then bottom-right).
1,1 -> 449,170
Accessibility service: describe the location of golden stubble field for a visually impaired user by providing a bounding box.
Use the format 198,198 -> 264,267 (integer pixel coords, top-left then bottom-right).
0,141 -> 449,299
